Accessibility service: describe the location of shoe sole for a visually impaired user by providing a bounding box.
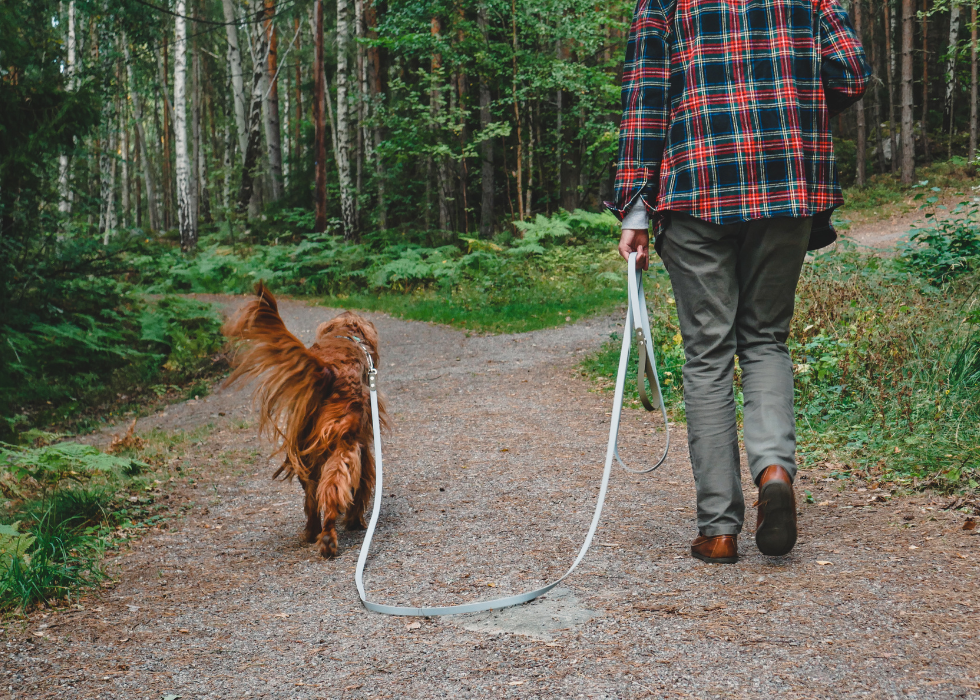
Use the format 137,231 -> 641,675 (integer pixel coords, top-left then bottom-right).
690,550 -> 738,564
756,480 -> 798,556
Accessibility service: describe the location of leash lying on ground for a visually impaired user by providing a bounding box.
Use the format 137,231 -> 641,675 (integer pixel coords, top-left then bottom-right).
354,252 -> 669,616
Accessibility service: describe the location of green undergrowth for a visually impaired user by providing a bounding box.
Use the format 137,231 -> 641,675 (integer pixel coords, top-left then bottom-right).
835,159 -> 980,228
0,426 -> 207,612
1,231 -> 228,439
136,209 -> 627,334
581,216 -> 980,493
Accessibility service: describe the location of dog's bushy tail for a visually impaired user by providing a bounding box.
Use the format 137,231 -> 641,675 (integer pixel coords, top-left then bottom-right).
224,283 -> 332,480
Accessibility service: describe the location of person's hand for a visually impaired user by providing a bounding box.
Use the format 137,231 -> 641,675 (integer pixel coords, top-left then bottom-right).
618,228 -> 650,271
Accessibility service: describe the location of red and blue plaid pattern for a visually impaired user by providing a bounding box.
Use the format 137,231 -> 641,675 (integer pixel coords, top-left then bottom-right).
610,0 -> 871,248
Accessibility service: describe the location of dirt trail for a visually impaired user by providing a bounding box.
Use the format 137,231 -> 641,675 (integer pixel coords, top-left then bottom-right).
4,297 -> 980,700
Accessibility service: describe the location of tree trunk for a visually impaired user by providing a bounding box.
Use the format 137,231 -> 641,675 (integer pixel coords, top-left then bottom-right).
223,121 -> 233,212
511,0 -> 524,222
193,44 -> 210,224
222,0 -> 249,159
99,98 -> 118,242
313,0 -> 328,232
367,0 -> 386,229
157,42 -> 175,230
922,0 -> 931,160
174,0 -> 197,251
855,0 -> 867,185
525,101 -> 534,217
135,143 -> 142,229
294,16 -> 303,168
262,0 -> 284,201
125,43 -> 160,232
356,0 -> 366,222
478,3 -> 494,238
900,0 -> 915,183
872,4 -> 885,173
947,2 -> 961,140
337,0 -> 357,239
431,17 -> 450,231
121,102 -> 130,228
971,3 -> 978,159
456,9 -> 469,233
886,0 -> 898,174
237,27 -> 266,215
58,0 -> 76,216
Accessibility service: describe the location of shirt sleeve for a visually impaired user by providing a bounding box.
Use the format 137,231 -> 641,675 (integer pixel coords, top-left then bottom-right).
606,0 -> 673,222
819,0 -> 872,118
621,203 -> 650,230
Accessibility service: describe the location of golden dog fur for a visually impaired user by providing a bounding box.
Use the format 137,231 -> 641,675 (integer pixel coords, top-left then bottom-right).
223,284 -> 386,557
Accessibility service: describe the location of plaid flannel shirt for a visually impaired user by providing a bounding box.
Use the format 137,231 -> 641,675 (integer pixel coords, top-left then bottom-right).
609,0 -> 872,249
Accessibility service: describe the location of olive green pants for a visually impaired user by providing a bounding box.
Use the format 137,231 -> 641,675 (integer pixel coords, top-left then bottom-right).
661,212 -> 811,537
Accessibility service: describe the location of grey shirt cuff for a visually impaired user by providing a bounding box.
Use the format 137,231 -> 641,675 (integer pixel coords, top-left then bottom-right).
621,202 -> 650,230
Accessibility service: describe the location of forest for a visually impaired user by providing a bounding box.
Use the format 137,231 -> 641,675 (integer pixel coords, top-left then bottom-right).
5,0 -> 980,432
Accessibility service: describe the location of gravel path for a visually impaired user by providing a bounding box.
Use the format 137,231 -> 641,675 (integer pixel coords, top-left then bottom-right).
4,296 -> 980,700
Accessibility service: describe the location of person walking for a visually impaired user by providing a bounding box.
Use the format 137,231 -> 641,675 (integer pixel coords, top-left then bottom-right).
611,0 -> 871,562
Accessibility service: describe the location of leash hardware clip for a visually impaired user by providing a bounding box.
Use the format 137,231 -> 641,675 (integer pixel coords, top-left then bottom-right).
367,368 -> 378,390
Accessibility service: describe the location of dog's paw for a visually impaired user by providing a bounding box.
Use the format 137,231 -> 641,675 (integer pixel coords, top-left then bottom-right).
345,515 -> 368,531
303,527 -> 321,543
318,533 -> 339,558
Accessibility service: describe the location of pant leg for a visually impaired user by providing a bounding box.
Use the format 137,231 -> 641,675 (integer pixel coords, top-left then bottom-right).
662,213 -> 744,537
734,217 -> 811,485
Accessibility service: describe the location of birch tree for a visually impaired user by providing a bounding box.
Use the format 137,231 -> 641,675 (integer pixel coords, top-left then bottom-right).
174,0 -> 198,251
947,0 -> 962,140
260,0 -> 284,201
58,0 -> 76,216
337,0 -> 357,240
124,42 -> 161,232
313,0 -> 328,232
222,0 -> 249,159
237,13 -> 267,214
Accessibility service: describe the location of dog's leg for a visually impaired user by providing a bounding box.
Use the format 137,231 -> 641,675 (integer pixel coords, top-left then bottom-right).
345,444 -> 375,531
302,477 -> 322,543
317,516 -> 339,558
316,439 -> 361,557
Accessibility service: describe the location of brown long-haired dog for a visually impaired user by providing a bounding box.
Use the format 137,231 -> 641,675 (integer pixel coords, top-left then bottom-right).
223,284 -> 386,558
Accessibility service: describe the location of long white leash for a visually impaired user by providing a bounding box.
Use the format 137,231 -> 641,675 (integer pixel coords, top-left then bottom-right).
354,253 -> 669,616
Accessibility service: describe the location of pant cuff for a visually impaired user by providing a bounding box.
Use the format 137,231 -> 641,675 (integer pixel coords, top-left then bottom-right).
751,460 -> 797,485
698,524 -> 742,537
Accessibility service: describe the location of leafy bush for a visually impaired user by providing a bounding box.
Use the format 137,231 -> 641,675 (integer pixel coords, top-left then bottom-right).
0,233 -> 226,436
900,206 -> 980,283
0,441 -> 145,501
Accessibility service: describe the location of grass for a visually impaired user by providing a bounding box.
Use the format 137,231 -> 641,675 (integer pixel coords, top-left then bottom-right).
323,280 -> 624,334
0,426 -> 207,612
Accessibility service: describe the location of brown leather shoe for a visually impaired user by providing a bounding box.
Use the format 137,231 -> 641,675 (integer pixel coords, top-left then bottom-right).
691,534 -> 738,564
755,464 -> 798,556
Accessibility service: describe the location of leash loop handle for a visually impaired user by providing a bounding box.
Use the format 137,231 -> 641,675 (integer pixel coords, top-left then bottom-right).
354,252 -> 669,615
